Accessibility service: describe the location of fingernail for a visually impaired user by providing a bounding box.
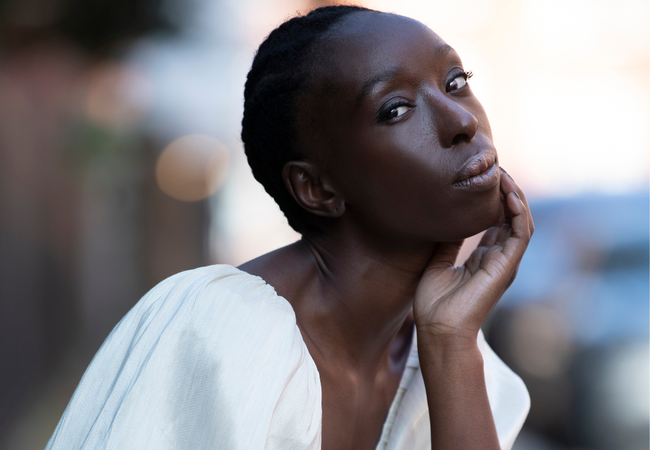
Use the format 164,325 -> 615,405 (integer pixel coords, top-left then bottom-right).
499,166 -> 510,178
512,191 -> 520,200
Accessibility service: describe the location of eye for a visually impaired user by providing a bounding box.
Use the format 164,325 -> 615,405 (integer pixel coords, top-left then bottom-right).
389,105 -> 411,119
377,101 -> 415,123
446,70 -> 473,93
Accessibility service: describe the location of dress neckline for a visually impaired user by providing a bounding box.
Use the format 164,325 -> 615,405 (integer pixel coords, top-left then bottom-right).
227,263 -> 420,449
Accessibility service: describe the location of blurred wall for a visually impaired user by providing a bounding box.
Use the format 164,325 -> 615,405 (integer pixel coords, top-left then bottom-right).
0,0 -> 210,446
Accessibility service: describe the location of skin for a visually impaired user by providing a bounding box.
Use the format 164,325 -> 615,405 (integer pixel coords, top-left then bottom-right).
240,11 -> 534,450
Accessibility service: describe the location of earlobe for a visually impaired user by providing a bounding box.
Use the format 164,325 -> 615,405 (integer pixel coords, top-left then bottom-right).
282,161 -> 345,218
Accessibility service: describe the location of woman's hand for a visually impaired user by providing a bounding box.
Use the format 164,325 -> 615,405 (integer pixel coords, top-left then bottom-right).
415,168 -> 534,450
413,168 -> 534,346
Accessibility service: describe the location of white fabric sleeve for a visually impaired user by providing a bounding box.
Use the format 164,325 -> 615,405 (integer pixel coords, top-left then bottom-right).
383,330 -> 529,450
478,329 -> 530,450
45,265 -> 322,450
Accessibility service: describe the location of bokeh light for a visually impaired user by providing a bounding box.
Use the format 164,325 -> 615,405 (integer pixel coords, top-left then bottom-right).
155,134 -> 229,201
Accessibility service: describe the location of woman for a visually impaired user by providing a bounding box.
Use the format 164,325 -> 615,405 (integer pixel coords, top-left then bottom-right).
47,5 -> 533,450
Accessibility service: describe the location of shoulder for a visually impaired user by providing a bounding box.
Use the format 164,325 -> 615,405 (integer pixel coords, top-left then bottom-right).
47,265 -> 322,450
133,264 -> 293,319
111,264 -> 297,347
104,264 -> 315,391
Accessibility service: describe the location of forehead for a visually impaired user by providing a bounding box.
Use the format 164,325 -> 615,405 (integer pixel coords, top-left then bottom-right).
310,12 -> 455,89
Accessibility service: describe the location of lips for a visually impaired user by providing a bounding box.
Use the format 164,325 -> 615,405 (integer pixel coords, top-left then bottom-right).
453,151 -> 499,189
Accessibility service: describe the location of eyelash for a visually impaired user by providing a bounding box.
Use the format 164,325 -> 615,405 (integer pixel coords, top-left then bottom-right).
376,100 -> 414,123
376,70 -> 474,123
446,70 -> 473,92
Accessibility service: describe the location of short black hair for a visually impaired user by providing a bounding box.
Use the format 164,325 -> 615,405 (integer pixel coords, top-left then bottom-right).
241,5 -> 373,234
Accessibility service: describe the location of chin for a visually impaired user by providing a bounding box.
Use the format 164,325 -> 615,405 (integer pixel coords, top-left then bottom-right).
476,189 -> 505,231
446,189 -> 504,240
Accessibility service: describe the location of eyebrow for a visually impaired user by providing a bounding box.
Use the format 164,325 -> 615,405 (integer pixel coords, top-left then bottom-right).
354,44 -> 456,105
437,43 -> 455,57
355,67 -> 401,105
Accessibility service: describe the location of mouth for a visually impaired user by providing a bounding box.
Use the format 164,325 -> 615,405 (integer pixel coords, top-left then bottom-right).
453,152 -> 499,190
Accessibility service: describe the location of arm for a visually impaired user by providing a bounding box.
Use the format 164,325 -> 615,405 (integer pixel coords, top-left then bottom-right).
414,169 -> 534,449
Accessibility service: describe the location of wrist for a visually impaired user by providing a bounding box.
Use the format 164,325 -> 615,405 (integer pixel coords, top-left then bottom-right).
415,322 -> 480,351
418,334 -> 484,375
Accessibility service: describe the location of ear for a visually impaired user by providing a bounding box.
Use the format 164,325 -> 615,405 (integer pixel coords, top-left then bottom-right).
282,161 -> 345,218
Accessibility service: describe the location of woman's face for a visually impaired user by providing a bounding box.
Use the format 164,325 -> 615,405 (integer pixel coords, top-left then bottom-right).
297,11 -> 503,243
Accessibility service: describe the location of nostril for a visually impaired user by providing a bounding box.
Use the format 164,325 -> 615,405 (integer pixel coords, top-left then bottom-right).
451,134 -> 469,146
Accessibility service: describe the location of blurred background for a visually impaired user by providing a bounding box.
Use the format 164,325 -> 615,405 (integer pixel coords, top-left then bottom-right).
0,0 -> 647,448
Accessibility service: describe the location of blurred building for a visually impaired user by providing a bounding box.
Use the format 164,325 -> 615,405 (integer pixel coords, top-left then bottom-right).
0,0 -> 210,446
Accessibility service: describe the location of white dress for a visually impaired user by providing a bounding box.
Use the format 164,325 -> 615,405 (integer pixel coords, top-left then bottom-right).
46,264 -> 530,450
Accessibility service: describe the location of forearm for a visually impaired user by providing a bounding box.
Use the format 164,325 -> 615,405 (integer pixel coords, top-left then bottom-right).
418,332 -> 500,450
410,174 -> 531,449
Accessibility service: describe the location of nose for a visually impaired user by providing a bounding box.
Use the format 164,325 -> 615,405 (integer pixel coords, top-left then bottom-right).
433,96 -> 479,148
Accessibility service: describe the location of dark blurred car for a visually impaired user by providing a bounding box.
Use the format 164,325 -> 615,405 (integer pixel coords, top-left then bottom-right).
486,191 -> 649,450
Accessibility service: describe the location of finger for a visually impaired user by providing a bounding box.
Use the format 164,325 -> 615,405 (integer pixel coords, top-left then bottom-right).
500,167 -> 534,235
478,226 -> 500,247
496,199 -> 507,226
495,223 -> 512,246
500,190 -> 532,263
505,264 -> 520,289
500,167 -> 533,235
426,240 -> 464,269
499,167 -> 527,206
499,175 -> 512,223
507,177 -> 533,235
464,244 -> 489,273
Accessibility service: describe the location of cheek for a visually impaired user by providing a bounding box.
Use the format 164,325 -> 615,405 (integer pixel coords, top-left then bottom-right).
352,182 -> 502,242
345,132 -> 449,206
338,125 -> 445,225
335,154 -> 455,237
328,103 -> 501,241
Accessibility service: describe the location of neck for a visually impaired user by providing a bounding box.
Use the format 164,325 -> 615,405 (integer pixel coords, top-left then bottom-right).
294,231 -> 436,368
239,228 -> 438,371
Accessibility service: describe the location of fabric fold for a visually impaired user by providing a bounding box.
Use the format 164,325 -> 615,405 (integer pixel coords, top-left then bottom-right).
46,264 -> 528,450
